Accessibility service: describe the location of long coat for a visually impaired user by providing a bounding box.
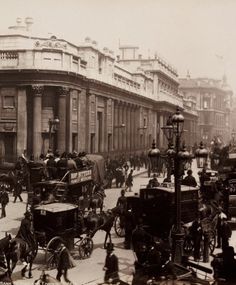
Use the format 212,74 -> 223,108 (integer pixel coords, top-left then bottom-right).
57,246 -> 75,271
104,253 -> 119,282
16,217 -> 36,250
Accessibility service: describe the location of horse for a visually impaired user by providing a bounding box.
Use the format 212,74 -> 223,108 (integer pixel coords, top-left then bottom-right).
89,184 -> 106,213
0,269 -> 13,285
0,234 -> 12,271
7,237 -> 38,279
86,208 -> 119,248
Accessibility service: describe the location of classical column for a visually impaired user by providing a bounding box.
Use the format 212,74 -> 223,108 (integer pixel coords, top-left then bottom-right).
159,114 -> 164,148
118,102 -> 124,151
32,85 -> 43,158
113,102 -> 119,151
130,106 -> 134,150
66,89 -> 74,153
77,89 -> 86,152
123,104 -> 127,150
57,87 -> 69,153
126,105 -> 131,151
17,87 -> 27,157
133,107 -> 138,150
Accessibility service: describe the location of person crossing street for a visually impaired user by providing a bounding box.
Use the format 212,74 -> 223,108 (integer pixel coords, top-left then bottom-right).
0,186 -> 9,218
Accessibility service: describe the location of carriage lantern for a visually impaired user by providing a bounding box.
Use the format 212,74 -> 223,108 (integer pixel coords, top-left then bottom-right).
178,143 -> 191,171
148,140 -> 160,174
195,141 -> 209,168
161,116 -> 174,145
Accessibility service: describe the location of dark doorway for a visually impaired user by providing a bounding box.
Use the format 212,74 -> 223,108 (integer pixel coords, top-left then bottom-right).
4,133 -> 15,162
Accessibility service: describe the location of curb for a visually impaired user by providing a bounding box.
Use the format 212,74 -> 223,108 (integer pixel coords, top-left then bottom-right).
133,169 -> 148,177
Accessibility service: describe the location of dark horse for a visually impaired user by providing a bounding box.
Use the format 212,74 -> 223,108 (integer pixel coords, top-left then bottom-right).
0,234 -> 14,284
89,184 -> 106,213
87,208 -> 118,248
7,237 -> 38,279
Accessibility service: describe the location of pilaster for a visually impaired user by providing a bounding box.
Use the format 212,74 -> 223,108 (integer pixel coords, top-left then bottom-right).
57,86 -> 69,153
17,87 -> 27,157
32,85 -> 43,158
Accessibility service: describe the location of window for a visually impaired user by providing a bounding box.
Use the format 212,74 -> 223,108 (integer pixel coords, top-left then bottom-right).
3,96 -> 15,108
203,100 -> 208,109
72,98 -> 77,110
143,118 -> 147,127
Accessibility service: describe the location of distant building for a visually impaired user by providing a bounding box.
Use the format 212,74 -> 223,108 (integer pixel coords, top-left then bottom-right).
179,74 -> 233,146
0,18 -> 197,162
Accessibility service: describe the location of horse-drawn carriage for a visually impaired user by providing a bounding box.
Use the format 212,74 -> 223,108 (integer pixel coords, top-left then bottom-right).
26,154 -> 106,211
33,202 -> 94,268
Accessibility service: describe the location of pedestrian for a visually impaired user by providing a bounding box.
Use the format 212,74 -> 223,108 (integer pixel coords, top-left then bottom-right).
103,242 -> 119,283
147,173 -> 160,188
132,218 -> 153,264
56,242 -> 75,284
123,161 -> 129,181
125,169 -> 133,192
189,217 -> 202,261
182,169 -> 197,187
0,186 -> 9,218
13,182 -> 23,203
217,212 -> 232,250
124,208 -> 135,249
16,211 -> 36,253
116,189 -> 127,214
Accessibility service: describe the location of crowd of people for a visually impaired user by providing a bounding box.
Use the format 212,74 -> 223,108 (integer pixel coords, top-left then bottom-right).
1,149 -> 236,284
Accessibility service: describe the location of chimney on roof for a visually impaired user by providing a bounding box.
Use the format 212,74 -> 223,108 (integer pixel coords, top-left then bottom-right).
25,17 -> 33,31
16,17 -> 22,26
103,47 -> 109,53
92,40 -> 97,46
138,54 -> 142,60
186,70 -> 191,79
85,37 -> 91,43
117,55 -> 120,61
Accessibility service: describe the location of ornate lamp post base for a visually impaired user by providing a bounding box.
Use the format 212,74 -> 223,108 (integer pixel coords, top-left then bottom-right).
171,230 -> 185,264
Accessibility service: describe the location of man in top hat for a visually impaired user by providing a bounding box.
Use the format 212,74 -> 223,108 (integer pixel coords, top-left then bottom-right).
103,243 -> 119,283
56,242 -> 75,284
16,211 -> 36,254
217,212 -> 232,250
182,169 -> 197,187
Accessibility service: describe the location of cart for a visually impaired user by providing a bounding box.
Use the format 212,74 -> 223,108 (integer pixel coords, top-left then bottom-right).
33,202 -> 94,269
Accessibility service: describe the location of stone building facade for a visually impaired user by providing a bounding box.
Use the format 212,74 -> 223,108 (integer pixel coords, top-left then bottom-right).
179,75 -> 233,146
0,18 -> 197,161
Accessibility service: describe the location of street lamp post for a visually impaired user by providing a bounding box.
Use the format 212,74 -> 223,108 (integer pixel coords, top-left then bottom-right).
148,140 -> 160,177
162,106 -> 190,263
48,117 -> 60,151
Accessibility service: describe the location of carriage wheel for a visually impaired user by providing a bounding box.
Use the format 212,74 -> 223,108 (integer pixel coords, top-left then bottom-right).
79,237 -> 93,259
114,216 -> 125,237
209,232 -> 216,254
45,236 -> 64,270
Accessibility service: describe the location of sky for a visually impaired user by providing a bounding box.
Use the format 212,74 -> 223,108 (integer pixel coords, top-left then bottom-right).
1,0 -> 236,91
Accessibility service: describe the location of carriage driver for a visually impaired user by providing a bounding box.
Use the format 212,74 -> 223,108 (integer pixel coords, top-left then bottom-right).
16,211 -> 36,255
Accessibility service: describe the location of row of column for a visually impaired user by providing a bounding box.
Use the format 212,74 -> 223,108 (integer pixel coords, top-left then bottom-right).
32,85 -> 71,158
113,101 -> 145,152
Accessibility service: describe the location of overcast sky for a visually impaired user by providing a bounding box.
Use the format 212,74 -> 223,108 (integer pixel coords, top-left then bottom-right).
1,0 -> 236,91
